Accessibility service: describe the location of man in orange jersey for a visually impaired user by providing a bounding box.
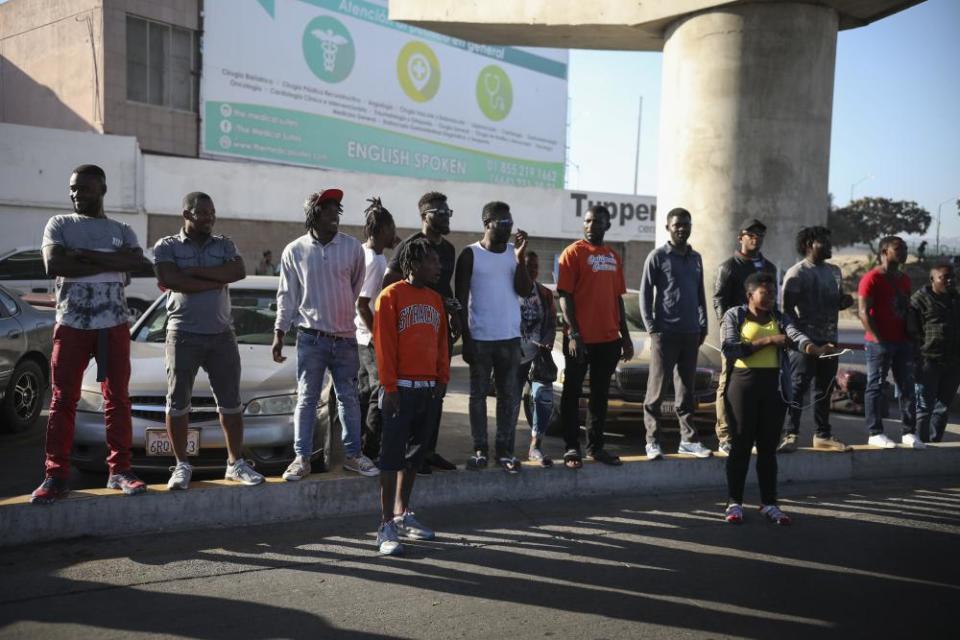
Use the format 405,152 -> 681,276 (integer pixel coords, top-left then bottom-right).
373,238 -> 449,556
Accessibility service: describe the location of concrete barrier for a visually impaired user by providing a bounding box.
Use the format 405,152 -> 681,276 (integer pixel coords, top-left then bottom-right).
1,444 -> 958,548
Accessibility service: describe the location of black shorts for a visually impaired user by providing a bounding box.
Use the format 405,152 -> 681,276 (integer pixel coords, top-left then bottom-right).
378,386 -> 440,472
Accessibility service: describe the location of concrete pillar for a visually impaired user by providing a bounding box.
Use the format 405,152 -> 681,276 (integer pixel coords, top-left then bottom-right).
656,3 -> 838,355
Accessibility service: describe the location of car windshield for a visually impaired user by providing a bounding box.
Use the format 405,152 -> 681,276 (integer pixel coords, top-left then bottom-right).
133,290 -> 296,345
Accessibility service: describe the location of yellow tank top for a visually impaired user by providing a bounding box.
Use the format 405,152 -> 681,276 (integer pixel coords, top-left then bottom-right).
734,318 -> 781,368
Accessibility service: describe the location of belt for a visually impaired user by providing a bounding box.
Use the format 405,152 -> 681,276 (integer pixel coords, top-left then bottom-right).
298,326 -> 351,341
396,379 -> 436,389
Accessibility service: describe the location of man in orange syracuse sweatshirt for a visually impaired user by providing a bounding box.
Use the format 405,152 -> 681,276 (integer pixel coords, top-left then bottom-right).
372,238 -> 449,556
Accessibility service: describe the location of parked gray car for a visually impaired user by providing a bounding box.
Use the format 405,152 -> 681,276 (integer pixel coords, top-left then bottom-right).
0,284 -> 54,433
69,276 -> 326,474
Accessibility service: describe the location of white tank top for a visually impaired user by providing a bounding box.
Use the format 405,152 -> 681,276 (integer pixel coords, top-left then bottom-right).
468,241 -> 521,341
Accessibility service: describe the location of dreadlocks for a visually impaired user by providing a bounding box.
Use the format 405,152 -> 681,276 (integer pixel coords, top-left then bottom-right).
303,192 -> 343,232
399,237 -> 436,278
795,226 -> 831,256
363,197 -> 395,240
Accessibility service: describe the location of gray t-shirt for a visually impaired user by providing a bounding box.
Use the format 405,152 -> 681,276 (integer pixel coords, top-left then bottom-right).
153,231 -> 238,334
41,214 -> 139,330
781,259 -> 845,342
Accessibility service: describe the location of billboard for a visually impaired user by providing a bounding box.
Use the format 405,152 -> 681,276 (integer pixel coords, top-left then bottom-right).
562,190 -> 657,241
201,0 -> 567,188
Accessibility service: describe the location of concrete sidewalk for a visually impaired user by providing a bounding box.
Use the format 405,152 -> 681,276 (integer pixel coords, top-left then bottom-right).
3,442 -> 958,548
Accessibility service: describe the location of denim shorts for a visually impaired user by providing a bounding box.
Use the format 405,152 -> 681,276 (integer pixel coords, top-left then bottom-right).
165,330 -> 242,416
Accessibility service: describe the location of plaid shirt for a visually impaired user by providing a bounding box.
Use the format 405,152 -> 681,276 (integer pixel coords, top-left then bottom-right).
908,285 -> 960,365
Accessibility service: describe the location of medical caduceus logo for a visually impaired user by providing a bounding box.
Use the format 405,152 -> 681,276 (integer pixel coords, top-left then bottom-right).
302,16 -> 355,83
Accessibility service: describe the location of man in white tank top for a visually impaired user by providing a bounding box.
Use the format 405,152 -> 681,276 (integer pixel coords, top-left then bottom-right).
454,201 -> 534,474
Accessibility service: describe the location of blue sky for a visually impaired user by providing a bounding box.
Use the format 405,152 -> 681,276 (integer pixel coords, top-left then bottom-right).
565,0 -> 960,241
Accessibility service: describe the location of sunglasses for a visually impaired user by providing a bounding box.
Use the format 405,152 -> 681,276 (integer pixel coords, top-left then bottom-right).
490,219 -> 514,228
424,208 -> 453,217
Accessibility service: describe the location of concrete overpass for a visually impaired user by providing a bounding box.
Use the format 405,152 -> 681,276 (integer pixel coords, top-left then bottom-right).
389,0 -> 925,352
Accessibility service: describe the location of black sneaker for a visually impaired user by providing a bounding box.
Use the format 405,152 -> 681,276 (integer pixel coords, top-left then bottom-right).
428,453 -> 457,471
417,459 -> 433,476
30,477 -> 69,505
589,449 -> 622,466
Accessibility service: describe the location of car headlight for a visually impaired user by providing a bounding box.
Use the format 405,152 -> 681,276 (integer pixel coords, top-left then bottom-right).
77,389 -> 104,413
245,394 -> 297,416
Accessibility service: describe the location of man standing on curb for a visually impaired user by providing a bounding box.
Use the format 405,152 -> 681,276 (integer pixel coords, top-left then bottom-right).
382,192 -> 459,475
858,236 -> 921,449
274,189 -> 379,479
154,192 -> 264,490
373,239 -> 449,556
355,198 -> 397,461
640,207 -> 712,460
455,201 -> 533,474
779,226 -> 853,453
712,218 -> 777,454
31,165 -> 148,504
908,263 -> 960,443
556,205 -> 633,469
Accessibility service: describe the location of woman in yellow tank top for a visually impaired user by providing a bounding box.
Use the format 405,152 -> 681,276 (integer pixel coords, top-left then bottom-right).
720,272 -> 839,525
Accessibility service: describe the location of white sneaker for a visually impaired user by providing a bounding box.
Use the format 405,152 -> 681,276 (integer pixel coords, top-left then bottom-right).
225,458 -> 265,485
645,443 -> 663,460
167,462 -> 192,490
901,433 -> 926,449
377,520 -> 403,556
344,454 -> 380,477
282,455 -> 311,481
868,434 -> 897,449
678,441 -> 713,458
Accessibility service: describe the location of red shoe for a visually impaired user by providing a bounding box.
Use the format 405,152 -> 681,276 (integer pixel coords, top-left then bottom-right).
724,503 -> 743,524
30,477 -> 69,505
106,470 -> 147,496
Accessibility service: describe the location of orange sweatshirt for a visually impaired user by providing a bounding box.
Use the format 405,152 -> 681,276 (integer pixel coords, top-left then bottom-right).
374,281 -> 450,392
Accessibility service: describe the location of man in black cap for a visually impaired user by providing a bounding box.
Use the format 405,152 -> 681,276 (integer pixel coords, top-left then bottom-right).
712,218 -> 777,454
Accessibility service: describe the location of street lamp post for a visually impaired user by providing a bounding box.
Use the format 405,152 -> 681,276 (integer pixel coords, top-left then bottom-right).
849,174 -> 874,203
936,195 -> 959,255
632,95 -> 644,195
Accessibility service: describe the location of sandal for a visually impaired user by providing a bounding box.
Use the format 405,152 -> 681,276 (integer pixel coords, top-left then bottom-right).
528,447 -> 554,468
563,449 -> 582,470
498,456 -> 521,474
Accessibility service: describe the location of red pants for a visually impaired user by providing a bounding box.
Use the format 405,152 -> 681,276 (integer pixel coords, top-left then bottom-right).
44,323 -> 133,478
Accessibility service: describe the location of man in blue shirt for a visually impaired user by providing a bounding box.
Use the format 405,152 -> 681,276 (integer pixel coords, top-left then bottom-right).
639,207 -> 712,460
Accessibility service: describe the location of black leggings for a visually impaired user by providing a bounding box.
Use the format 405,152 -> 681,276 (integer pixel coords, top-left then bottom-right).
724,367 -> 785,505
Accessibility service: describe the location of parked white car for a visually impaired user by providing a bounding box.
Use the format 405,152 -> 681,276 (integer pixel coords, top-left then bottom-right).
0,246 -> 162,321
69,276 -> 327,474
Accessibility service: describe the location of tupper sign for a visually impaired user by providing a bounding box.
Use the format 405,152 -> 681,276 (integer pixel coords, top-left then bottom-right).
562,191 -> 657,241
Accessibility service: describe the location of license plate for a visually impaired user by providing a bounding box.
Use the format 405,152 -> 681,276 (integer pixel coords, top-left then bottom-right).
145,429 -> 200,457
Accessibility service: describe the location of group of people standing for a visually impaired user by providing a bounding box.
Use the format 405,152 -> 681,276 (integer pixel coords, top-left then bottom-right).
28,165 -> 957,554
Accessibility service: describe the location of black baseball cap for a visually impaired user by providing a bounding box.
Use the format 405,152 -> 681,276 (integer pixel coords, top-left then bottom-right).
739,218 -> 767,234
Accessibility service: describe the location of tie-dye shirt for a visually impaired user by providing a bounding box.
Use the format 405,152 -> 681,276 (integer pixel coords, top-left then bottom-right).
41,214 -> 139,330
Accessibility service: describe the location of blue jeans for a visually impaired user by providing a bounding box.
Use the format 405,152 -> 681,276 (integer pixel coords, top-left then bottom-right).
468,338 -> 521,457
293,332 -> 361,457
517,359 -> 554,441
864,341 -> 916,437
915,360 -> 960,442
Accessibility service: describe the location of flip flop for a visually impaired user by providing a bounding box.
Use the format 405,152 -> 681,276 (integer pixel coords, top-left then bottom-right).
563,449 -> 582,470
529,448 -> 554,468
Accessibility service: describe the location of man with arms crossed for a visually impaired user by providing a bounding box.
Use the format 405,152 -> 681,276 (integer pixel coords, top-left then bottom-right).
382,192 -> 459,474
373,239 -> 449,555
640,207 -> 712,460
712,218 -> 777,454
154,191 -> 264,489
455,201 -> 533,474
556,205 -> 634,469
274,189 -> 379,479
32,165 -> 147,504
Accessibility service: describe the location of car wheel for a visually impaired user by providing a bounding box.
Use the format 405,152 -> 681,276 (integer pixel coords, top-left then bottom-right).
0,360 -> 45,434
127,299 -> 149,324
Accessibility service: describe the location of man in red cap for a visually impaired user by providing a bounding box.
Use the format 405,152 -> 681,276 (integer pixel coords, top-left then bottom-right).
273,189 -> 379,480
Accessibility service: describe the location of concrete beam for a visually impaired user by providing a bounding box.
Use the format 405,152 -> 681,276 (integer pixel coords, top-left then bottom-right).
2,444 -> 959,548
388,0 -> 926,50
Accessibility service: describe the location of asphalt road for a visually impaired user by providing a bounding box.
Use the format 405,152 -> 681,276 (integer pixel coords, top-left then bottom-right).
0,477 -> 957,639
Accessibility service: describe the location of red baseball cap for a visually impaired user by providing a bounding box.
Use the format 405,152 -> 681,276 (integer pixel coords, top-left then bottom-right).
313,188 -> 343,204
